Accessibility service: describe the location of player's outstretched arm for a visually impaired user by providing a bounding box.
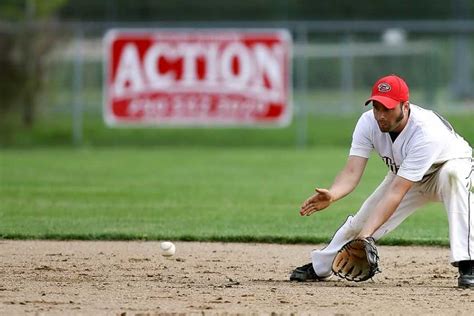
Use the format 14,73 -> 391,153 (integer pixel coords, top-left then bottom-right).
300,155 -> 368,216
358,175 -> 413,237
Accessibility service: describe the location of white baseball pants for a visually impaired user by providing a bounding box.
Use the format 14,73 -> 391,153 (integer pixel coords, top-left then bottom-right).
312,158 -> 474,277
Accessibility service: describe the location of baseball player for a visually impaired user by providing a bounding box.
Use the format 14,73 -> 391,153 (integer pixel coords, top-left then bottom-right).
290,74 -> 474,288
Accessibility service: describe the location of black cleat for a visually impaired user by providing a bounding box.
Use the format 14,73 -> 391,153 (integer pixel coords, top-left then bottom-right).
290,263 -> 329,282
458,260 -> 474,288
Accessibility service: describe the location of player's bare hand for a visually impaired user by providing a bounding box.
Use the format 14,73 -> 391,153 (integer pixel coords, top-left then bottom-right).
299,188 -> 333,216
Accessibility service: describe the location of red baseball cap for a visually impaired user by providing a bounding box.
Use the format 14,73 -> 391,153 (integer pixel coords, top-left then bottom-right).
365,75 -> 409,109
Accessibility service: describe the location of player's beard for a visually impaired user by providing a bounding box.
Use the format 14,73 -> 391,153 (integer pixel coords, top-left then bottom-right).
378,106 -> 405,133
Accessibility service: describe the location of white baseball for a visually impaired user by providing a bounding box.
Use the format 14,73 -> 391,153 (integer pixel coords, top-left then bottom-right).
160,241 -> 176,257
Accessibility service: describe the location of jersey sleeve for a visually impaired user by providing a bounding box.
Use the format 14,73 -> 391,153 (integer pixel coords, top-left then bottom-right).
349,113 -> 374,158
397,134 -> 444,182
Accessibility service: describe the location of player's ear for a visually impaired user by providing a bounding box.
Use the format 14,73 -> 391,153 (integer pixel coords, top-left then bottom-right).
402,101 -> 409,112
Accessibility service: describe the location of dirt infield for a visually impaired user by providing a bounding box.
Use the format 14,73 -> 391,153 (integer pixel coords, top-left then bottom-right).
1,241 -> 473,315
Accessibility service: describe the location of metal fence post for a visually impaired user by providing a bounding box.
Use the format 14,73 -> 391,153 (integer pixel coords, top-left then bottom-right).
296,26 -> 309,148
341,33 -> 354,113
72,26 -> 84,146
452,34 -> 472,100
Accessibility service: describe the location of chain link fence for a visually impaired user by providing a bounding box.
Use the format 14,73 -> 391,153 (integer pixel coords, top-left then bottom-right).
1,20 -> 473,145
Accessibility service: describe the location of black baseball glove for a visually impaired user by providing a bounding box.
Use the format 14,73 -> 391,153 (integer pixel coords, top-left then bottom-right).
331,237 -> 380,282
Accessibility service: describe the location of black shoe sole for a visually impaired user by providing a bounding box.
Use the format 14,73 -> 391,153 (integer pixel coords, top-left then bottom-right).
458,278 -> 474,288
290,274 -> 316,282
290,271 -> 330,282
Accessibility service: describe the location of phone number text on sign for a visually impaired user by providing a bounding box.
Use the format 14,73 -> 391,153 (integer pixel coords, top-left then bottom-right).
104,30 -> 292,126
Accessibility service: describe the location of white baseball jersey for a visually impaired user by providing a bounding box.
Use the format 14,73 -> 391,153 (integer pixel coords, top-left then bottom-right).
349,104 -> 472,182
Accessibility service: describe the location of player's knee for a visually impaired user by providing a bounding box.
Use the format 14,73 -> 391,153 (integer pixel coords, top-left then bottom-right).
439,164 -> 461,186
438,163 -> 463,196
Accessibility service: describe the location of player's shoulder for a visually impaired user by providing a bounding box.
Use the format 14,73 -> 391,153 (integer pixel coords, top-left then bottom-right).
356,110 -> 377,129
359,109 -> 375,122
407,104 -> 448,140
409,104 -> 443,129
409,104 -> 432,118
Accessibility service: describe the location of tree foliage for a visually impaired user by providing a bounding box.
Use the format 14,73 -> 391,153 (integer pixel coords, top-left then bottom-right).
0,0 -> 66,20
0,0 -> 67,132
58,0 -> 473,21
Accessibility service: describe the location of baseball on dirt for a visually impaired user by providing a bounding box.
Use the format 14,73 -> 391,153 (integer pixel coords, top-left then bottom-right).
160,241 -> 176,257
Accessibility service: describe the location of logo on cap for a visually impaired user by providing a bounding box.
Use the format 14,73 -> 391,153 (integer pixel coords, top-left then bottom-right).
377,83 -> 391,92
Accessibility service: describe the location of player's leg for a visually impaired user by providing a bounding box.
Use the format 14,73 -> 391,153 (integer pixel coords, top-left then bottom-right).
435,158 -> 473,287
308,173 -> 434,278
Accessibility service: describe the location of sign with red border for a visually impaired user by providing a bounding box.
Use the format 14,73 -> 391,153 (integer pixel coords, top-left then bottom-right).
104,29 -> 292,127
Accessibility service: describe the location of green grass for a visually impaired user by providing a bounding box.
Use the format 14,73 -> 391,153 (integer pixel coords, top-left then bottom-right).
2,113 -> 473,148
0,147 -> 451,245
